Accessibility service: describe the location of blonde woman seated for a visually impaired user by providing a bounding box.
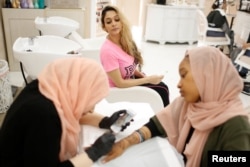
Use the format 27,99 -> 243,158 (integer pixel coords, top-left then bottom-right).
100,5 -> 170,107
102,46 -> 250,167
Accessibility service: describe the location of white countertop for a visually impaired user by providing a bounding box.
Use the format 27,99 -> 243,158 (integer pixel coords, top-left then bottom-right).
80,99 -> 184,167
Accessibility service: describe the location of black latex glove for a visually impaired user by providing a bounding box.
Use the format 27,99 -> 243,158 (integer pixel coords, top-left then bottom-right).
85,132 -> 115,162
99,109 -> 127,129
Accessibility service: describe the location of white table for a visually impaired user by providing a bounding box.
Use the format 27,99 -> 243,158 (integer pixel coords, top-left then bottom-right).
80,100 -> 184,167
93,137 -> 184,167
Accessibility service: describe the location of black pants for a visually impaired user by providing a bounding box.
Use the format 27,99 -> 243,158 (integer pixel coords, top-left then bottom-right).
140,82 -> 170,107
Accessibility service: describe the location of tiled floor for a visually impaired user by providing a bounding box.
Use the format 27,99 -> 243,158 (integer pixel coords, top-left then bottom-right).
138,40 -> 250,110
1,27 -> 250,126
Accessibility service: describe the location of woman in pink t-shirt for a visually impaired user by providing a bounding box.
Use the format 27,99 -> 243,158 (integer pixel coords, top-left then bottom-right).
100,5 -> 169,107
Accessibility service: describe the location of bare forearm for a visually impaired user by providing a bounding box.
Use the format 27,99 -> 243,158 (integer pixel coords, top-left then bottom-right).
103,126 -> 152,162
79,112 -> 104,127
107,69 -> 149,88
107,69 -> 163,88
70,153 -> 93,167
115,77 -> 150,88
122,126 -> 152,148
134,70 -> 145,78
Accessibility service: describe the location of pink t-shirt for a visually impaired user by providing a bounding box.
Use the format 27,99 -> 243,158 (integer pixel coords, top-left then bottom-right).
100,39 -> 136,87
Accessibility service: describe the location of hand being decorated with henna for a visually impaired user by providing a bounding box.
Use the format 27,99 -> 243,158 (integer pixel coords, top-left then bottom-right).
99,109 -> 132,131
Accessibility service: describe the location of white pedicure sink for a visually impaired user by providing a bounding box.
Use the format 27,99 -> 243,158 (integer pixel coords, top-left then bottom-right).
35,16 -> 80,37
13,35 -> 82,79
34,16 -> 106,63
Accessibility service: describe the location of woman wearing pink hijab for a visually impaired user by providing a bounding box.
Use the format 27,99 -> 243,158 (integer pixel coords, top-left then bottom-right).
102,46 -> 250,166
0,57 -> 128,167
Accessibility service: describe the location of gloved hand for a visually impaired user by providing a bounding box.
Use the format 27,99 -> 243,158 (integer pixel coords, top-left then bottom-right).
102,138 -> 130,163
99,109 -> 129,130
85,132 -> 115,162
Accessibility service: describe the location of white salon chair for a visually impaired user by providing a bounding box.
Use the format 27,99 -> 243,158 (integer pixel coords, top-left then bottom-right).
235,47 -> 250,82
106,86 -> 164,113
196,9 -> 231,47
35,16 -> 105,64
68,31 -> 105,63
12,35 -> 81,85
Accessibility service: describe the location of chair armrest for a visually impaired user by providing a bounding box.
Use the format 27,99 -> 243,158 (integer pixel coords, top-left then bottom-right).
106,86 -> 164,113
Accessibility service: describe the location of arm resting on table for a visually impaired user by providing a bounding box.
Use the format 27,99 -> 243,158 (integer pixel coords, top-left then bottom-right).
103,116 -> 167,162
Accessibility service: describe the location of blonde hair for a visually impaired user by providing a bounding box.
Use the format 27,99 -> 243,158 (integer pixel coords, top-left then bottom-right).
101,5 -> 143,67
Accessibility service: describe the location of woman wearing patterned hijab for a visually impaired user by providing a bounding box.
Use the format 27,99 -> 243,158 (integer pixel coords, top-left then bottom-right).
102,46 -> 250,166
0,57 -> 127,167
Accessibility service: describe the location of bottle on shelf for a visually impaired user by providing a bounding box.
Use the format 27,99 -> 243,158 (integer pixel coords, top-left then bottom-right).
157,0 -> 166,5
20,0 -> 29,8
28,0 -> 34,8
33,0 -> 39,9
5,0 -> 12,8
38,0 -> 45,9
12,0 -> 21,8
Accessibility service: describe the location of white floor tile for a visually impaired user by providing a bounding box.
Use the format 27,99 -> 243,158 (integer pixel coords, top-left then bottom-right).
138,40 -> 250,110
139,41 -> 196,102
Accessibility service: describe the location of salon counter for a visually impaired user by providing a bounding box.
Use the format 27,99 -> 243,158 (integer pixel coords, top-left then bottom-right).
144,4 -> 198,45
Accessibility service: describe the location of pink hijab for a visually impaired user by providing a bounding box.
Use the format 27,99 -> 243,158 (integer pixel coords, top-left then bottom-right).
156,46 -> 248,167
38,57 -> 109,161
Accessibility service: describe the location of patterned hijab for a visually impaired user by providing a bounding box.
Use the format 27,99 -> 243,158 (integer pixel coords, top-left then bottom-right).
156,46 -> 247,166
38,57 -> 109,161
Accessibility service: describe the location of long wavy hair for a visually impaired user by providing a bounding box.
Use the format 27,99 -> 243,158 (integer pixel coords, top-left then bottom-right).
101,5 -> 143,68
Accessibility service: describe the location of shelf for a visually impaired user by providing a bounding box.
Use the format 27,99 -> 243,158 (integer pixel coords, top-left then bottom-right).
95,0 -> 111,37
